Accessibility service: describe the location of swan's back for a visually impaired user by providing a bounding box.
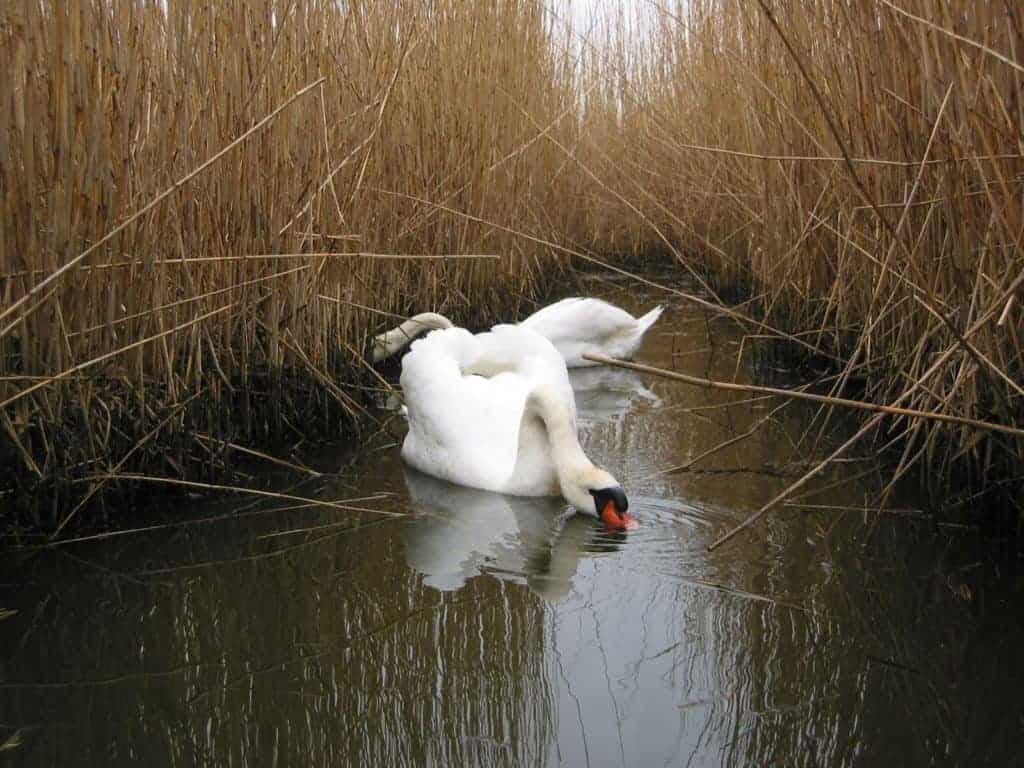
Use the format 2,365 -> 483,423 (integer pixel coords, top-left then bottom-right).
521,298 -> 634,342
399,324 -> 574,493
520,297 -> 662,366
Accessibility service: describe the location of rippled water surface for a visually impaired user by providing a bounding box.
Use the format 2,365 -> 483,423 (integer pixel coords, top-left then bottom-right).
2,274 -> 1023,766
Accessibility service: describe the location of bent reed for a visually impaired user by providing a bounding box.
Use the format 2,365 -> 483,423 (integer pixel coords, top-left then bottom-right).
2,0 -> 1023,533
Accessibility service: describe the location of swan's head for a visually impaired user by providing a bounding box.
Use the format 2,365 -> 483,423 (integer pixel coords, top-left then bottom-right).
561,466 -> 636,531
370,330 -> 398,363
370,313 -> 455,364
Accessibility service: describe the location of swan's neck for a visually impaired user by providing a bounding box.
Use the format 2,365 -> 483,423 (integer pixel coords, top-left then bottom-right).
372,312 -> 453,362
525,385 -> 592,483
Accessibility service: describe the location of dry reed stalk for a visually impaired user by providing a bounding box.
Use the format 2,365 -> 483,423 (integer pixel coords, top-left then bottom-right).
191,433 -> 322,478
77,474 -> 400,517
1,1 -> 587,524
0,253 -> 500,278
582,0 -> 1024,519
586,354 -> 1024,439
879,1 -> 1024,75
638,401 -> 791,481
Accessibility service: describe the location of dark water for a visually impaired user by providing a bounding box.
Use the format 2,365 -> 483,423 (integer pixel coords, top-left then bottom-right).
2,275 -> 1023,767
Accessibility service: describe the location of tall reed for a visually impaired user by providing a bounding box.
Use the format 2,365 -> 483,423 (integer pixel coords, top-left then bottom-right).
582,0 -> 1024,511
3,0 -> 1023,529
0,0 -> 586,527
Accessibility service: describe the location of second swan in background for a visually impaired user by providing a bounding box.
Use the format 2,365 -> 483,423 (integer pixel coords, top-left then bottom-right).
518,297 -> 663,367
372,297 -> 663,367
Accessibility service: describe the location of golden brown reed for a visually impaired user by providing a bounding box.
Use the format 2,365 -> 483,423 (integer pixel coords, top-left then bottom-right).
0,0 -> 585,526
2,0 -> 1024,530
580,1 -> 1024,513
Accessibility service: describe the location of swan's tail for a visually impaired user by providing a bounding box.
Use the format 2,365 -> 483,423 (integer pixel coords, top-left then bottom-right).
636,305 -> 665,335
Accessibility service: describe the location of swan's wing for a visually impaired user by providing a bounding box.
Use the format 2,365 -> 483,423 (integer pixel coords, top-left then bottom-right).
399,325 -> 574,492
480,324 -> 576,422
400,328 -> 525,491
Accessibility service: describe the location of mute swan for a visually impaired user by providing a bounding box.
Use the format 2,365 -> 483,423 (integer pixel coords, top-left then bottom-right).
519,297 -> 664,367
399,323 -> 635,529
371,298 -> 663,367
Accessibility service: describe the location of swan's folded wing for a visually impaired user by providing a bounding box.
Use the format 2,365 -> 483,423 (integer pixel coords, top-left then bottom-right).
399,328 -> 529,491
480,324 -> 576,423
399,324 -> 578,493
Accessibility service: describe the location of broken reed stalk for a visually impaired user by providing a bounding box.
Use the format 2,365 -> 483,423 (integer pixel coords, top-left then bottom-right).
75,474 -> 401,517
639,400 -> 791,481
584,354 -> 1024,440
879,0 -> 1024,75
663,142 -> 1023,168
0,253 -> 500,278
192,434 -> 323,477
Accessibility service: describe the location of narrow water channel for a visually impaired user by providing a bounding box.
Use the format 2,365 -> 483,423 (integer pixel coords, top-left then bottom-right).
1,273 -> 1022,766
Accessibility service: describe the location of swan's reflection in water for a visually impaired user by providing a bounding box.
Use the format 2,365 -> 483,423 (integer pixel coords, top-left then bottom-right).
568,366 -> 660,424
402,468 -> 624,601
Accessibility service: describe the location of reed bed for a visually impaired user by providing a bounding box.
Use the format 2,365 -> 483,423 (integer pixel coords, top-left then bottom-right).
3,0 -> 1023,532
579,1 -> 1024,518
0,0 -> 586,530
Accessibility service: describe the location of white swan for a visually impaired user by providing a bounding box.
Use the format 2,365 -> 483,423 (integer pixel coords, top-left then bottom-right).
519,297 -> 664,367
398,323 -> 635,529
371,298 -> 663,367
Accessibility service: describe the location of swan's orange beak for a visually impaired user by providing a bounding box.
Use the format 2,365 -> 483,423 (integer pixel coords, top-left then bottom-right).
601,500 -> 638,531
